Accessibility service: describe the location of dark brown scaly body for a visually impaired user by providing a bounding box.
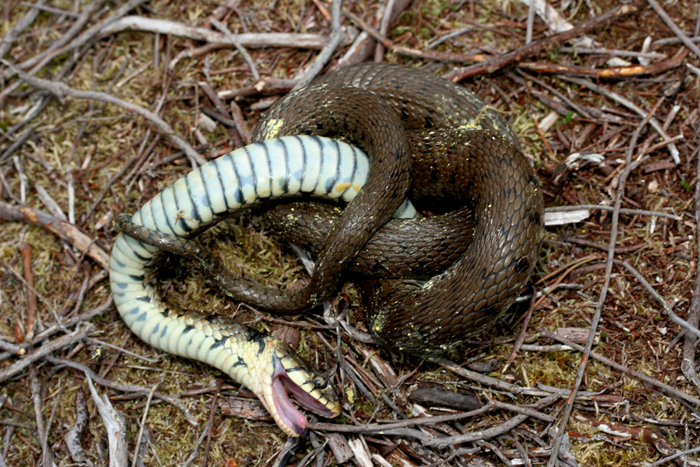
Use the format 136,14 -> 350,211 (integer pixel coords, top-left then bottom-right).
261,63 -> 544,354
265,129 -> 543,353
365,128 -> 543,353
262,202 -> 476,279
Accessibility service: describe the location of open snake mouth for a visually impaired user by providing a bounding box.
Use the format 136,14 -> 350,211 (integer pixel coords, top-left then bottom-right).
271,356 -> 336,436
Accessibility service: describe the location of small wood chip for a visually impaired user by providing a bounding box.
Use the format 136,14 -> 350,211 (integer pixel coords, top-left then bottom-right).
555,327 -> 598,345
643,160 -> 676,173
348,438 -> 373,467
219,398 -> 272,421
270,324 -> 300,349
407,383 -> 482,412
328,433 -> 353,464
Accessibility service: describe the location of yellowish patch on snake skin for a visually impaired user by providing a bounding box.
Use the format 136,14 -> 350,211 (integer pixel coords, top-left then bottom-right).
457,105 -> 501,132
260,118 -> 285,139
372,312 -> 387,334
333,182 -> 353,193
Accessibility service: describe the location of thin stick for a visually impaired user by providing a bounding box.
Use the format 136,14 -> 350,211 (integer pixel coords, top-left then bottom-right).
202,379 -> 223,467
19,242 -> 38,340
432,357 -> 548,397
557,46 -> 667,59
48,356 -> 198,426
11,157 -> 28,203
0,325 -> 91,382
312,404 -> 491,432
444,1 -> 642,81
0,0 -> 45,60
0,124 -> 37,164
131,376 -> 163,467
648,445 -> 700,467
86,338 -> 159,364
293,0 -> 345,90
199,82 -> 244,147
86,374 -> 129,467
0,339 -> 25,356
1,0 -> 136,89
620,261 -> 700,340
82,141 -> 149,223
2,61 -> 206,167
31,295 -> 113,347
423,396 -> 559,447
64,390 -> 92,466
228,101 -> 251,145
375,0 -> 397,61
558,75 -> 680,163
35,184 -> 68,221
103,16 -> 334,50
518,46 -> 688,77
209,18 -> 259,81
0,292 -> 110,360
426,26 -> 474,50
343,9 -> 488,64
545,204 -> 679,220
180,429 -> 209,467
541,330 -> 700,409
42,382 -> 64,466
504,286 -> 537,372
547,103 -> 658,467
652,35 -> 700,46
645,0 -> 700,60
20,2 -> 80,18
525,0 -> 535,44
681,128 -> 700,390
30,369 -> 49,465
4,265 -> 66,332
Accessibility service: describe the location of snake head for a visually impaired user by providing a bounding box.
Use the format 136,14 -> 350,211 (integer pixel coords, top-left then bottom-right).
256,341 -> 341,438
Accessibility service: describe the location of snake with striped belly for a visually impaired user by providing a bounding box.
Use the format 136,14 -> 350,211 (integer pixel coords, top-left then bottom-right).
108,63 -> 544,437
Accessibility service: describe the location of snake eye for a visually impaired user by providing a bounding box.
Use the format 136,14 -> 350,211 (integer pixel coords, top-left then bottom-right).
313,375 -> 328,390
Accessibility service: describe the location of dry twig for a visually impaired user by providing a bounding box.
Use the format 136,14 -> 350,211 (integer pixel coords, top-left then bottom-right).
0,325 -> 91,383
645,0 -> 700,60
444,1 -> 642,81
3,60 -> 207,167
518,46 -> 688,77
209,18 -> 260,81
0,202 -> 109,269
64,390 -> 94,467
48,356 -> 198,425
18,242 -> 38,340
103,16 -> 337,51
547,100 -> 659,467
541,330 -> 700,409
558,75 -> 680,163
294,0 -> 346,89
343,9 -> 488,64
86,374 -> 129,467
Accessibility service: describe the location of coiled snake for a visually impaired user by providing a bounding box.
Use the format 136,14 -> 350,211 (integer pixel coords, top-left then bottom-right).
108,63 -> 544,437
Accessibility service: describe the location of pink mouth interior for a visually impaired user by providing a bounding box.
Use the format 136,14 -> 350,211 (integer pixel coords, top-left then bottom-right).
271,357 -> 335,436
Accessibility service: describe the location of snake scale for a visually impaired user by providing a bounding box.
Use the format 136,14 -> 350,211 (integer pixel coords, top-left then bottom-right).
108,63 -> 544,437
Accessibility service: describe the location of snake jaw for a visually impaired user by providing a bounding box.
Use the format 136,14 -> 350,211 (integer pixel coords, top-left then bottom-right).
254,347 -> 340,438
268,353 -> 342,437
268,357 -> 309,437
